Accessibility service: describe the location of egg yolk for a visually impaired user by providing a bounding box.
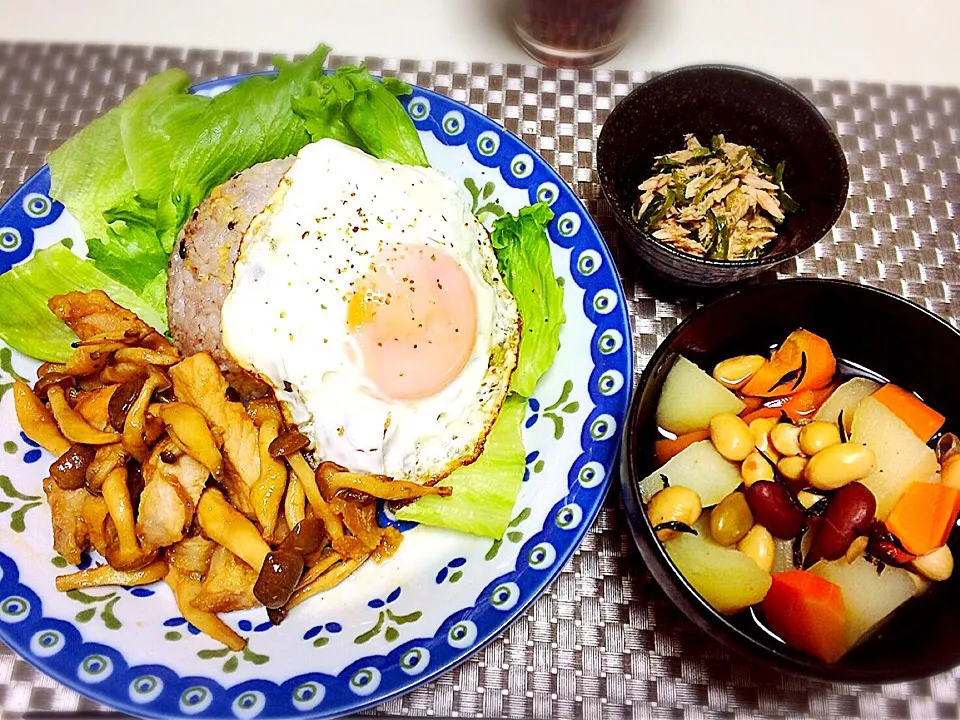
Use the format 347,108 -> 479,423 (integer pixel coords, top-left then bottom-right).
346,244 -> 478,400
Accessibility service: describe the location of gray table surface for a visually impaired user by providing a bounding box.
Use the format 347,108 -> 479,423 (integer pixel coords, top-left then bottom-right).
0,42 -> 959,719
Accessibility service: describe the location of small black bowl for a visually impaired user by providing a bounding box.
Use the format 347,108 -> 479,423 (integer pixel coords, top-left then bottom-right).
597,65 -> 849,287
621,279 -> 960,682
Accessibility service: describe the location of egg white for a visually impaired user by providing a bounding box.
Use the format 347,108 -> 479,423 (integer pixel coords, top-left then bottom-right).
221,139 -> 520,483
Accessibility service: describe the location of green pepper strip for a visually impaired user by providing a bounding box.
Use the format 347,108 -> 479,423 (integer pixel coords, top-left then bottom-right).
707,213 -> 729,260
645,189 -> 676,227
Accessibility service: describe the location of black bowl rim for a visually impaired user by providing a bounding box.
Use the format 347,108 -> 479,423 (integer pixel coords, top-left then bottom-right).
620,277 -> 960,684
597,63 -> 851,270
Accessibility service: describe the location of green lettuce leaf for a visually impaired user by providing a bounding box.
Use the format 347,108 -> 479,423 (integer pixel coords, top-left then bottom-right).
47,96 -> 136,259
491,202 -> 565,396
156,45 -> 332,250
48,69 -> 197,314
120,74 -> 210,205
293,65 -> 428,167
344,73 -> 427,167
0,245 -> 168,362
292,66 -> 367,133
139,269 -> 169,317
291,76 -> 366,150
88,194 -> 168,302
48,69 -> 193,246
395,394 -> 526,538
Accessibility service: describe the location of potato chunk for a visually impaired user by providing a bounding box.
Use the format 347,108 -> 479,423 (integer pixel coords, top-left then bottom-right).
656,356 -> 746,434
639,440 -> 742,507
810,557 -> 915,654
665,532 -> 771,615
813,377 -> 880,433
851,396 -> 939,519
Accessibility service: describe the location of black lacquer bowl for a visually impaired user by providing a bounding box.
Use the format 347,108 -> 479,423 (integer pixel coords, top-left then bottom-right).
621,279 -> 960,682
597,65 -> 849,287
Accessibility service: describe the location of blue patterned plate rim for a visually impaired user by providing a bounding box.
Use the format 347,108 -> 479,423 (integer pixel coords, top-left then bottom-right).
0,71 -> 634,719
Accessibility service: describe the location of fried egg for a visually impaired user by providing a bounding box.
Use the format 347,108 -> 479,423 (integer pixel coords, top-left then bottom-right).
221,138 -> 521,484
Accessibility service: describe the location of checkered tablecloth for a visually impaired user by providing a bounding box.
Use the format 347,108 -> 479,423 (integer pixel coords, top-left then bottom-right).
1,43 -> 959,719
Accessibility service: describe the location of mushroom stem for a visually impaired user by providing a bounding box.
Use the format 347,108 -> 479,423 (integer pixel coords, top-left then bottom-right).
196,487 -> 270,572
102,466 -> 142,567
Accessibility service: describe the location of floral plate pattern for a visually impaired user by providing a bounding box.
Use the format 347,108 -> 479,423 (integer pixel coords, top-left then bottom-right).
0,74 -> 632,718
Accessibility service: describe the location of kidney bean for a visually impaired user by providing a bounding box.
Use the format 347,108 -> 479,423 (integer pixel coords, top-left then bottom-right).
743,481 -> 806,539
807,482 -> 876,562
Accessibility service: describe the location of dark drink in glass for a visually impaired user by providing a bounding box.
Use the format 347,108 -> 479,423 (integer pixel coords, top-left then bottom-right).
512,0 -> 639,68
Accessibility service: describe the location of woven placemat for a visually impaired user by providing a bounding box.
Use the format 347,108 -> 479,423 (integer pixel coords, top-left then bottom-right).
1,43 -> 959,720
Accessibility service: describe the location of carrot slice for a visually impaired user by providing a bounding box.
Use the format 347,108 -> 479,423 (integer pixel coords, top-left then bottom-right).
654,429 -> 710,464
776,383 -> 839,424
740,406 -> 784,424
742,330 -> 836,398
739,396 -> 765,414
886,482 -> 960,556
872,384 -> 945,443
761,570 -> 848,663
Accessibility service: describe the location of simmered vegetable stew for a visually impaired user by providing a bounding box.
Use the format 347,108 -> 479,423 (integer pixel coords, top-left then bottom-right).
642,329 -> 958,663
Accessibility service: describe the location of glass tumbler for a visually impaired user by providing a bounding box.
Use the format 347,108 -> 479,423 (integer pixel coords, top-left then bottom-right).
510,0 -> 641,68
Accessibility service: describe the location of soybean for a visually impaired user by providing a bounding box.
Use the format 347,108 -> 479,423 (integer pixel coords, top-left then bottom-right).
912,545 -> 954,582
777,455 -> 808,483
710,413 -> 753,462
796,490 -> 822,510
941,456 -> 960,490
647,486 -> 702,542
737,525 -> 775,572
749,417 -> 780,460
799,421 -> 842,457
805,443 -> 876,491
710,492 -> 754,546
844,535 -> 869,564
712,355 -> 766,390
770,423 -> 802,457
741,451 -> 774,487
